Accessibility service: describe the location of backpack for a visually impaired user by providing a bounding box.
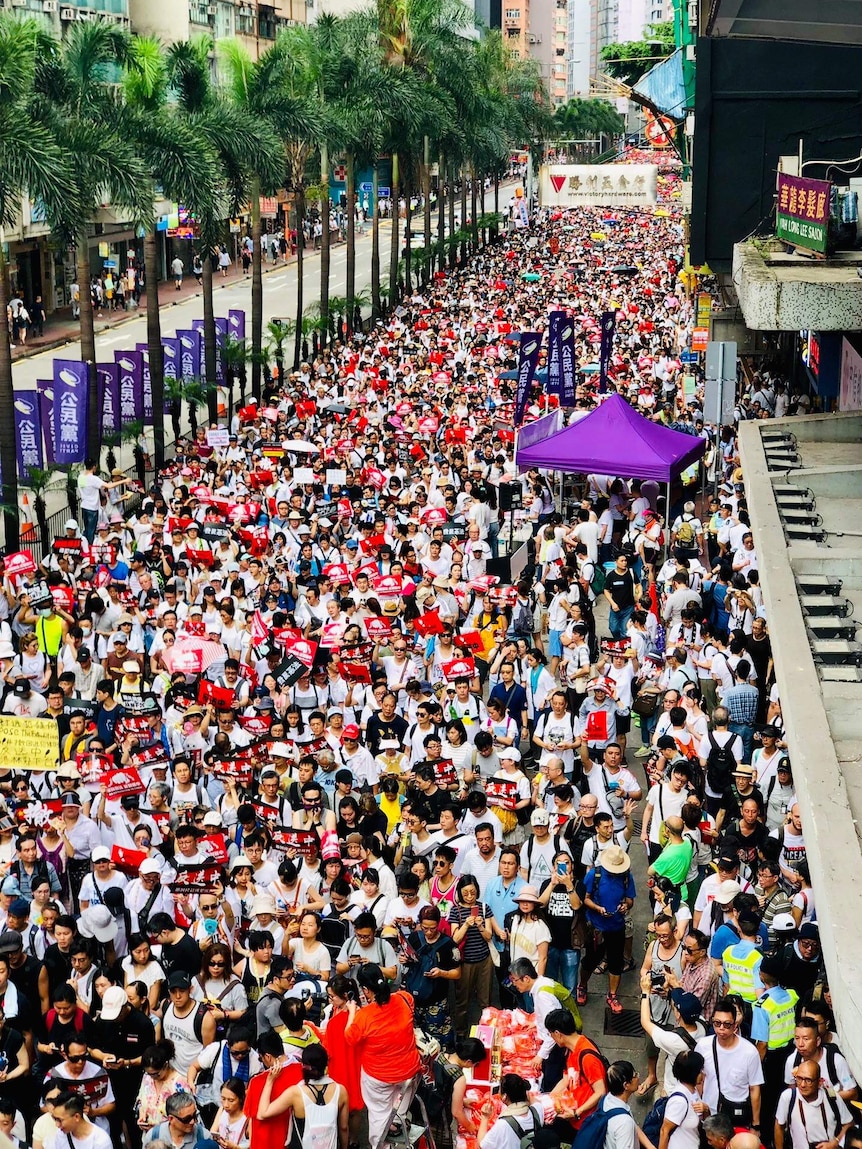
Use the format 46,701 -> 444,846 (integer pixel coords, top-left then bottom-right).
574,1096 -> 630,1149
590,566 -> 606,596
706,732 -> 737,794
502,1105 -> 542,1149
511,598 -> 535,636
675,517 -> 697,550
643,1091 -> 689,1145
781,1086 -> 843,1144
537,981 -> 582,1032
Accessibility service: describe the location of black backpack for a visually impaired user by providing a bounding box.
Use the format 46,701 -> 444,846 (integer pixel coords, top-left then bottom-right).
706,732 -> 737,794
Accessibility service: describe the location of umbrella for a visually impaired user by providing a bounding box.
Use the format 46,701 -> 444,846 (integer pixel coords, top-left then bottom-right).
163,636 -> 226,673
520,272 -> 541,282
282,439 -> 320,454
325,403 -> 352,414
498,369 -> 518,380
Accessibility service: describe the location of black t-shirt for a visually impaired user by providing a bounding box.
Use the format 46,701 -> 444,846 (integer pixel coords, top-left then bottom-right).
366,713 -> 409,757
92,1006 -> 155,1082
161,932 -> 204,977
8,954 -> 41,1016
539,878 -> 587,949
0,1026 -> 23,1094
604,570 -> 635,610
407,931 -> 459,1005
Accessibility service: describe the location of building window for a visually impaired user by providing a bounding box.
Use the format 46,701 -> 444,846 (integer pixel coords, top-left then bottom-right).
504,8 -> 520,18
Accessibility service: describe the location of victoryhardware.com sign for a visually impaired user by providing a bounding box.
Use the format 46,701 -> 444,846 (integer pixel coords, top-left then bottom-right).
776,173 -> 831,254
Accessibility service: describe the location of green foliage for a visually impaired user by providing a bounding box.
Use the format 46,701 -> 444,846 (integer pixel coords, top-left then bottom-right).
600,22 -> 674,87
553,98 -> 624,140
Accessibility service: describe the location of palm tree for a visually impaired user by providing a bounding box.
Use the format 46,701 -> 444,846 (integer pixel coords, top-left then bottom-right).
34,22 -> 151,460
21,466 -> 64,552
0,17 -> 73,551
124,36 -> 216,468
219,33 -> 322,386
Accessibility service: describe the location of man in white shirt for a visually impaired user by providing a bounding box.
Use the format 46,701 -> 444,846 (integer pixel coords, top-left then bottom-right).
459,824 -> 501,895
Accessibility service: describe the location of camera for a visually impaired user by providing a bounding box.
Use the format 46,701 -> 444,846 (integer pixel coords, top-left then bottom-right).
650,970 -> 666,989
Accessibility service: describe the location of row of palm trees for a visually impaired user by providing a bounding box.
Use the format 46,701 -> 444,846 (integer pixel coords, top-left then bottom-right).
0,0 -> 551,550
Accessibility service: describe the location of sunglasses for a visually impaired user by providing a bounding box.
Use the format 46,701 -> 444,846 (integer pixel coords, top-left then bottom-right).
712,1020 -> 735,1028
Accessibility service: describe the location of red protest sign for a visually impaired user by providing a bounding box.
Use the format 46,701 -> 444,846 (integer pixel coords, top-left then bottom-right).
363,467 -> 387,491
364,617 -> 393,642
433,760 -> 457,787
252,801 -> 284,827
584,710 -> 608,742
442,656 -> 476,682
417,415 -> 439,434
237,714 -> 272,737
336,498 -> 353,519
110,845 -> 148,873
169,646 -> 204,674
251,611 -> 269,647
105,768 -> 146,799
211,758 -> 254,787
338,661 -> 372,683
295,400 -> 317,418
282,635 -> 318,668
323,563 -> 351,585
199,833 -> 229,865
169,865 -> 223,893
468,575 -> 500,593
238,403 -> 257,422
185,548 -> 214,568
421,507 -> 448,526
15,799 -> 63,828
489,585 -> 519,607
76,750 -> 113,786
51,585 -> 76,613
413,611 -> 444,637
271,828 -> 320,858
198,680 -> 235,710
456,631 -> 485,653
485,778 -> 518,811
359,533 -> 387,555
3,551 -> 36,577
372,574 -> 403,597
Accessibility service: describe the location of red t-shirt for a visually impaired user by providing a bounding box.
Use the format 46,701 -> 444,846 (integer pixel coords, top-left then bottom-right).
244,1063 -> 302,1149
563,1037 -> 608,1128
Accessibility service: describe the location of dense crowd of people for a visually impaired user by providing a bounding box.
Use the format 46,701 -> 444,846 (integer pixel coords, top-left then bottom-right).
0,172 -> 845,1149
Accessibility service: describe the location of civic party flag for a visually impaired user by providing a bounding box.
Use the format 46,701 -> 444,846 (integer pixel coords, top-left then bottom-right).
135,344 -> 154,425
228,309 -> 246,341
559,315 -> 577,407
52,359 -> 89,464
598,310 -> 617,395
115,350 -> 144,425
37,382 -> 55,465
13,392 -> 43,479
547,311 -> 564,397
177,329 -> 201,381
97,363 -> 120,438
514,332 -> 542,427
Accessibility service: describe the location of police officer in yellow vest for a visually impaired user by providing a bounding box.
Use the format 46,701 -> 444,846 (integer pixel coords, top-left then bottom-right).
33,599 -> 69,665
752,955 -> 799,1142
721,912 -> 764,1003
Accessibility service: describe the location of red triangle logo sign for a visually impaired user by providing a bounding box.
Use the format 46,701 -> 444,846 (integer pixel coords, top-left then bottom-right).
550,174 -> 566,193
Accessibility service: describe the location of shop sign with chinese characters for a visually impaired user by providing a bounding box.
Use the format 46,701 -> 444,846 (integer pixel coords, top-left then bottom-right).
776,174 -> 830,254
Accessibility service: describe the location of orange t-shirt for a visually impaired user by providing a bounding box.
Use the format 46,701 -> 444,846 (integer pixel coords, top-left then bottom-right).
343,990 -> 422,1083
563,1036 -> 608,1127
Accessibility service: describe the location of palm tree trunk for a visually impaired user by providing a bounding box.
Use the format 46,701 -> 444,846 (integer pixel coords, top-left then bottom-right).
494,172 -> 500,241
346,152 -> 356,333
371,162 -> 381,319
251,179 -> 263,404
423,135 -> 431,286
202,253 -> 218,424
388,152 -> 400,308
0,249 -> 19,551
319,144 -> 330,349
480,177 -> 487,248
448,162 -> 456,270
404,180 -> 412,295
437,151 -> 445,275
77,230 -> 100,461
460,168 -> 468,265
144,228 -> 165,468
294,186 -> 306,370
471,165 -> 479,253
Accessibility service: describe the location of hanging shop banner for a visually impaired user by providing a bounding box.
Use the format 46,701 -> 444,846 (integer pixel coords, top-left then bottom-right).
514,332 -> 542,428
228,309 -> 246,341
52,359 -> 89,464
37,382 -> 55,465
776,173 -> 831,255
598,310 -> 617,394
177,329 -> 201,381
539,164 -> 658,208
14,393 -> 43,479
115,350 -> 144,425
97,363 -> 120,438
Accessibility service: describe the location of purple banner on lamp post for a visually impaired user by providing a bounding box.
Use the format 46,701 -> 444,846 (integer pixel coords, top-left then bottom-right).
192,320 -> 206,380
559,314 -> 576,408
14,392 -> 43,480
52,359 -> 89,464
97,363 -> 120,438
177,329 -> 201,381
547,312 -> 564,397
514,332 -> 542,428
136,344 -> 154,426
228,309 -> 246,341
598,310 -> 617,395
37,381 -> 56,465
116,350 -> 144,425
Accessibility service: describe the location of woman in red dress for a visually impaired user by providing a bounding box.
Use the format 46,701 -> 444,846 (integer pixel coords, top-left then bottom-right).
323,974 -> 363,1145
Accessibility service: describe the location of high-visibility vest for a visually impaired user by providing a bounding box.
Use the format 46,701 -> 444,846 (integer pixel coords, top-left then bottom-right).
756,990 -> 799,1049
37,614 -> 63,657
722,944 -> 761,1002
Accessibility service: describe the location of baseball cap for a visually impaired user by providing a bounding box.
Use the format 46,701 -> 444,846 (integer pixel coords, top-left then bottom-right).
342,724 -> 360,741
92,847 -> 111,862
499,747 -> 521,763
139,858 -> 161,875
715,879 -> 741,904
7,898 -> 29,918
0,930 -> 22,954
167,971 -> 192,991
670,989 -> 702,1022
530,809 -> 550,826
100,986 -> 127,1021
771,913 -> 796,933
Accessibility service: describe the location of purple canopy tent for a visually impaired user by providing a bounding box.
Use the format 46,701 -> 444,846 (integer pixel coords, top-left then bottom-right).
516,395 -> 706,553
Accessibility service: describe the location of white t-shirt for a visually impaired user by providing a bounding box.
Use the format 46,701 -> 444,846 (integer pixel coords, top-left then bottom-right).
646,782 -> 689,844
78,473 -> 105,513
775,1088 -> 852,1148
695,1035 -> 763,1110
664,1089 -> 703,1149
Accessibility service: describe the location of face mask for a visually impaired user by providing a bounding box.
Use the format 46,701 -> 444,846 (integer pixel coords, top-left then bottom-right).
38,609 -> 52,618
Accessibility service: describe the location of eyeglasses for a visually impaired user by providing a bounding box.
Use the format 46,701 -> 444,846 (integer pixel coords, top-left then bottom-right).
793,1075 -> 818,1084
682,945 -> 700,954
712,1020 -> 736,1029
200,903 -> 218,911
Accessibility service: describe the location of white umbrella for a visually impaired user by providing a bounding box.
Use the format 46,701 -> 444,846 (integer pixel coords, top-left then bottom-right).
282,439 -> 320,454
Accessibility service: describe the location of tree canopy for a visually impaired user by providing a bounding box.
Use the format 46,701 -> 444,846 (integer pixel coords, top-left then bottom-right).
600,21 -> 674,87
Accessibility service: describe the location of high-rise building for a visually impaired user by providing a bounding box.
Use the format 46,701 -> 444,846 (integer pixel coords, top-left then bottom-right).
566,0 -> 590,97
528,0 -> 568,107
128,0 -> 306,52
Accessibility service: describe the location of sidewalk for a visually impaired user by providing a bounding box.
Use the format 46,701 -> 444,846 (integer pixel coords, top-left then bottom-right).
10,227 -> 387,363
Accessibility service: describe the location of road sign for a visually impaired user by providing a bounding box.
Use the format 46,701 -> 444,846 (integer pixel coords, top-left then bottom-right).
705,340 -> 737,427
680,350 -> 698,363
360,183 -> 372,193
378,186 -> 391,198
